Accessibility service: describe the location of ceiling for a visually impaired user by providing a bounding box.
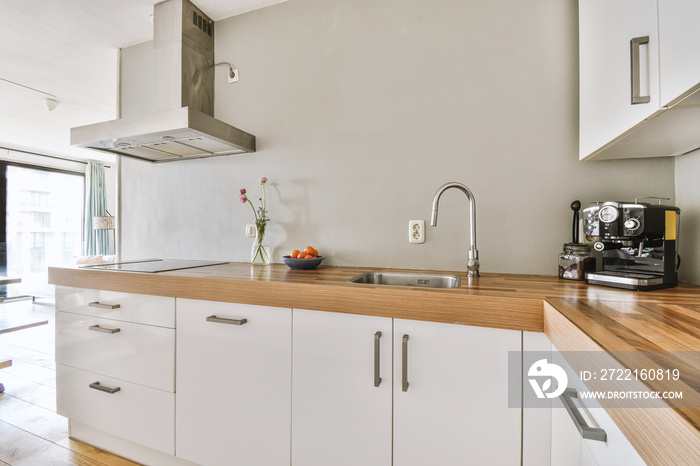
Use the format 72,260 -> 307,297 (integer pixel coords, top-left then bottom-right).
0,0 -> 285,164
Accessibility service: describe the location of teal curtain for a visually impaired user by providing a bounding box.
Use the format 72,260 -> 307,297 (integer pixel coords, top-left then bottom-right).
83,161 -> 110,255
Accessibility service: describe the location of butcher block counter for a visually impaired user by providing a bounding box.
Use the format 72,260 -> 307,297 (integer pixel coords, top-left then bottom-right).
48,262 -> 700,332
49,262 -> 700,465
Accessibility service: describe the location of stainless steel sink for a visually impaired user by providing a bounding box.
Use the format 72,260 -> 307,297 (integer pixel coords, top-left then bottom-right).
347,271 -> 462,289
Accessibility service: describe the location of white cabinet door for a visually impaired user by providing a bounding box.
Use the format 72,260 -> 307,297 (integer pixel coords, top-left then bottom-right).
292,309 -> 392,466
579,0 -> 659,159
551,396 -> 598,466
393,319 -> 521,466
176,299 -> 291,466
658,0 -> 700,105
523,331 -> 553,466
551,347 -> 645,466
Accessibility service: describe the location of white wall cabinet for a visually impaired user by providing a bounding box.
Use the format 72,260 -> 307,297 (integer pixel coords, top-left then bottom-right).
393,318 -> 522,466
658,0 -> 700,107
175,299 -> 292,466
579,0 -> 659,160
579,0 -> 700,160
292,309 -> 393,466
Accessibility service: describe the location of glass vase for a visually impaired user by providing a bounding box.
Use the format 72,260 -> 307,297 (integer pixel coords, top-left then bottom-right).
251,233 -> 271,265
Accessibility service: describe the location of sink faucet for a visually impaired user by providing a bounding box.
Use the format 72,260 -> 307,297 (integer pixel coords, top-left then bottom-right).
430,182 -> 479,277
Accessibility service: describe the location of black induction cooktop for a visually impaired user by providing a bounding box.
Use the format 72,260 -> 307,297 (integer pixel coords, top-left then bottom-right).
79,259 -> 228,273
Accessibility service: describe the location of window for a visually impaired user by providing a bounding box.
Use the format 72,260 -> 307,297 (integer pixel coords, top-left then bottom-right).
19,190 -> 50,207
2,163 -> 84,298
61,232 -> 79,265
19,211 -> 51,228
30,232 -> 46,273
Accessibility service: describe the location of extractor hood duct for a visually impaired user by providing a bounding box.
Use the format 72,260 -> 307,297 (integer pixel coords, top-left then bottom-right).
71,0 -> 255,162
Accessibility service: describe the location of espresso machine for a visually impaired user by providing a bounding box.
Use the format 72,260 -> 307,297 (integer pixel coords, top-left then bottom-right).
582,198 -> 680,291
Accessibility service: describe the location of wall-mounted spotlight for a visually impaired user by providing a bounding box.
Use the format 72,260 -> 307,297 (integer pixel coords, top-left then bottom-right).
44,98 -> 58,111
214,62 -> 239,83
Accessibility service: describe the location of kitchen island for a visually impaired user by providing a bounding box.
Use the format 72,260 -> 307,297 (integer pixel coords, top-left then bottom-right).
48,263 -> 700,466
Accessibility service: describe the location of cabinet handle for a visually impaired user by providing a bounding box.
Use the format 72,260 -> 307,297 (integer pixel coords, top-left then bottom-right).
630,35 -> 650,104
402,334 -> 409,392
374,331 -> 382,387
89,324 -> 120,334
561,388 -> 607,442
89,301 -> 121,310
89,381 -> 121,394
206,315 -> 248,326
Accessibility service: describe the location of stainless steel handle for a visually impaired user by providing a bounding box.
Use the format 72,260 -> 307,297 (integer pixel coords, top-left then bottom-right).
206,315 -> 248,325
89,324 -> 120,334
401,334 -> 409,392
374,331 -> 382,387
89,302 -> 121,310
561,388 -> 607,442
89,381 -> 121,394
630,36 -> 650,104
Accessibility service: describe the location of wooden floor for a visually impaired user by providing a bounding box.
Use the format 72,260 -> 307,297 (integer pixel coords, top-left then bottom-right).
0,301 -> 139,466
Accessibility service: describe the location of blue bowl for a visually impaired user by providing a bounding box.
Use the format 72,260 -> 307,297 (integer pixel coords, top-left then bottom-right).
282,255 -> 325,270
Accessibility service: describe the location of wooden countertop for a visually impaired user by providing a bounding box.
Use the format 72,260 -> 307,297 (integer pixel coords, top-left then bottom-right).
47,262 -> 700,333
48,262 -> 700,464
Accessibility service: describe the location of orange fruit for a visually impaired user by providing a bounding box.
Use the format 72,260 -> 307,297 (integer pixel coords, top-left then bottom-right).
297,253 -> 308,259
290,249 -> 300,258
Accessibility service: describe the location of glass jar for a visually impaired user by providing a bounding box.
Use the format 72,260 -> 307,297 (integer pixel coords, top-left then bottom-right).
558,243 -> 596,281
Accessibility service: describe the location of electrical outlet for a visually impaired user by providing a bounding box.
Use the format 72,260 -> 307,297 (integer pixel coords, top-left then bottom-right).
245,224 -> 256,237
409,220 -> 425,244
228,68 -> 239,83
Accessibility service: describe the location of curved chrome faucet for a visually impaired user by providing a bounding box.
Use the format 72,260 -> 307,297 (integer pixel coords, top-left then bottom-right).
430,182 -> 479,277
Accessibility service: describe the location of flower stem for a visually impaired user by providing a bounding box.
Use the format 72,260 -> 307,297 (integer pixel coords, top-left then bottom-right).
246,197 -> 258,222
262,183 -> 266,211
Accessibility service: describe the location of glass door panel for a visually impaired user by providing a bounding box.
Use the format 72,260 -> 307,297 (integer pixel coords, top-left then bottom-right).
4,165 -> 84,299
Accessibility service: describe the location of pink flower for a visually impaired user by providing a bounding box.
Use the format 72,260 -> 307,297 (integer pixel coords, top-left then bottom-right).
239,195 -> 247,203
259,177 -> 268,184
239,188 -> 246,195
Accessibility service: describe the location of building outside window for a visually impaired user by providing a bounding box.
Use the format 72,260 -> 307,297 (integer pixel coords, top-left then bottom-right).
4,165 -> 84,298
30,232 -> 46,273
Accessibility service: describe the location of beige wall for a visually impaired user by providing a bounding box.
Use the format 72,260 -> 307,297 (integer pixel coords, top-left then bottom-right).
119,0 -> 679,277
675,151 -> 700,284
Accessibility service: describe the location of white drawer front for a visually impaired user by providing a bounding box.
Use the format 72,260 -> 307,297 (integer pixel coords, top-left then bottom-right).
56,312 -> 175,392
56,286 -> 175,328
56,364 -> 175,455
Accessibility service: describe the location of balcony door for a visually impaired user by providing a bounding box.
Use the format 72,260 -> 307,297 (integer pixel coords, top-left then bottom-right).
1,163 -> 84,299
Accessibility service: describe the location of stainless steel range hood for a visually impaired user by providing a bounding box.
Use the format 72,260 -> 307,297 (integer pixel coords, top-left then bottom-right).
71,0 -> 255,163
